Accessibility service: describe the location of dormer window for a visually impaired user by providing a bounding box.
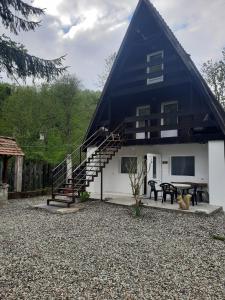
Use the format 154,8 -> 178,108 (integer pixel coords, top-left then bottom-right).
147,51 -> 164,85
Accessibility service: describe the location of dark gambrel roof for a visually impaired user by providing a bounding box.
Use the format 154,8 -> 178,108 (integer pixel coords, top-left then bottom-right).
0,136 -> 24,156
85,0 -> 225,139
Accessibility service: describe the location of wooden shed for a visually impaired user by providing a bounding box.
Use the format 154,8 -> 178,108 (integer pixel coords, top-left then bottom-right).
0,136 -> 24,184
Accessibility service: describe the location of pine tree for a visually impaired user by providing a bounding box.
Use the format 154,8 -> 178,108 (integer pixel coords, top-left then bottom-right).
0,0 -> 66,81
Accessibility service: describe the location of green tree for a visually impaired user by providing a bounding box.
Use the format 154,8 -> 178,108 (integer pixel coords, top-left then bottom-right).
0,79 -> 100,164
49,75 -> 81,153
202,47 -> 225,108
0,0 -> 66,81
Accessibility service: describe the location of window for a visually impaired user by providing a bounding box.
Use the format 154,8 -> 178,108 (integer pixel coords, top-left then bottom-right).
162,102 -> 178,126
121,157 -> 137,174
136,105 -> 150,139
171,156 -> 195,176
147,51 -> 164,85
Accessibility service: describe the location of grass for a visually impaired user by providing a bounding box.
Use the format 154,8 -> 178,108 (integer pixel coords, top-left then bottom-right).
212,234 -> 225,242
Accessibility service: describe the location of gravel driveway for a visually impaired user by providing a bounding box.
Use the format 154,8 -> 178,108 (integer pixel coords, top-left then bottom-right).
1,197 -> 225,300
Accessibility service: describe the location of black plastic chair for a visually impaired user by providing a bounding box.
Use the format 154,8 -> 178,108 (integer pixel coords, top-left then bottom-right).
188,185 -> 206,206
148,180 -> 162,201
187,185 -> 198,206
160,183 -> 178,204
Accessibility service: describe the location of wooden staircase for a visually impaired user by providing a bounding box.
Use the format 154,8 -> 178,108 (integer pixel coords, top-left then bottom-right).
47,124 -> 124,207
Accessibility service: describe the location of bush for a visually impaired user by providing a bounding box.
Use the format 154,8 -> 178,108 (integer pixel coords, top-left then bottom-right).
80,191 -> 90,202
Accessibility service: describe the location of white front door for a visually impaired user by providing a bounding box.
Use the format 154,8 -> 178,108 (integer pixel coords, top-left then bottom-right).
147,153 -> 162,195
136,105 -> 150,140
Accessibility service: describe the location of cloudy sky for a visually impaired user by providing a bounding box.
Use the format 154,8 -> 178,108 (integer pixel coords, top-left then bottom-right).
3,0 -> 225,90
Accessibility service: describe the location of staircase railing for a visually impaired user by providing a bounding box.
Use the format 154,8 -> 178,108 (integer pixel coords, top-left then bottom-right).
52,127 -> 107,192
51,122 -> 125,194
72,122 -> 125,177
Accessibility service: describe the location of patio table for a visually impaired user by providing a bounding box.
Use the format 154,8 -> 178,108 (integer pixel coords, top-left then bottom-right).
173,183 -> 191,195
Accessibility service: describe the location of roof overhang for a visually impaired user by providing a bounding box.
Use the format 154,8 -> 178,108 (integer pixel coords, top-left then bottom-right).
0,136 -> 24,157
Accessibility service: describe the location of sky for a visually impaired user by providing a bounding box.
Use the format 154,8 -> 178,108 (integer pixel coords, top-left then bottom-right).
2,0 -> 225,90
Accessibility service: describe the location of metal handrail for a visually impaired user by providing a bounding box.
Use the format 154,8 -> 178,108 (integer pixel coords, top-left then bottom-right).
52,121 -> 125,193
52,127 -> 106,184
72,122 -> 124,175
52,127 -> 103,172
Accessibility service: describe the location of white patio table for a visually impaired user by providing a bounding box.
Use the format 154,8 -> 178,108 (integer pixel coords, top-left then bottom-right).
172,183 -> 191,195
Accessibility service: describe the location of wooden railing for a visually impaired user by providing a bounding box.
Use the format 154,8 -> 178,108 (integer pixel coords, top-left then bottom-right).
123,111 -> 217,138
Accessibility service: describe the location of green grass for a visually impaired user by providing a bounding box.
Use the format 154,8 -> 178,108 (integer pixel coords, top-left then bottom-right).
212,235 -> 225,242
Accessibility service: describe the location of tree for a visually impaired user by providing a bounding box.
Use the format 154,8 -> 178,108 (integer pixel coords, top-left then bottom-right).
0,80 -> 99,164
127,158 -> 151,217
0,0 -> 66,81
97,52 -> 117,89
49,75 -> 81,153
202,48 -> 225,108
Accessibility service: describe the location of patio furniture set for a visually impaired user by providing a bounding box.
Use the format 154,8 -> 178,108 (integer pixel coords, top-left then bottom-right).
148,181 -> 207,206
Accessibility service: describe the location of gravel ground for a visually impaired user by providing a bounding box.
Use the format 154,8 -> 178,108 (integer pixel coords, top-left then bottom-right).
1,197 -> 225,300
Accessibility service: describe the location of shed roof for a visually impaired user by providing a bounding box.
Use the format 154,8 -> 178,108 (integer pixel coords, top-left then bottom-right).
0,136 -> 24,156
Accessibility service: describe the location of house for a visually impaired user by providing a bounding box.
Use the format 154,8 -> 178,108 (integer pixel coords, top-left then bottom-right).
84,0 -> 225,209
49,0 -> 225,210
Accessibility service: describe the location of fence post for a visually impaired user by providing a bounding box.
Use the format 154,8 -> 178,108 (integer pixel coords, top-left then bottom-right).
14,156 -> 23,192
66,154 -> 72,182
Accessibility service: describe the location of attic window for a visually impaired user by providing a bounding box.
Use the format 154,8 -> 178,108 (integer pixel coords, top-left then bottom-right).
147,51 -> 164,85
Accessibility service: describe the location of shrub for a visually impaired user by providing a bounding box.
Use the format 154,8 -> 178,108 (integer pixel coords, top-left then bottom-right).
80,191 -> 90,202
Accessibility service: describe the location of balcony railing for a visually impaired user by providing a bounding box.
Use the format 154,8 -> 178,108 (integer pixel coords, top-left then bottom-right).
123,111 -> 217,140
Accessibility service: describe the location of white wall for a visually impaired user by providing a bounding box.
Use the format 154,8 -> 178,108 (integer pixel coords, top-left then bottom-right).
208,141 -> 225,209
87,143 -> 208,199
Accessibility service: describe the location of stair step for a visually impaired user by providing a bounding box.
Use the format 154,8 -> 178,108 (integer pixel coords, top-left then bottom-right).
47,198 -> 75,208
53,193 -> 78,197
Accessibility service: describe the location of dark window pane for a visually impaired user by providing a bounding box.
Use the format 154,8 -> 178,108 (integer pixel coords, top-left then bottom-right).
149,53 -> 163,65
148,71 -> 163,79
153,156 -> 157,179
171,156 -> 195,176
148,65 -> 162,74
163,103 -> 178,126
121,157 -> 137,174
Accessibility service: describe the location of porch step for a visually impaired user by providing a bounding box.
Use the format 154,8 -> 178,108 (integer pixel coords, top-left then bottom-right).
47,198 -> 75,208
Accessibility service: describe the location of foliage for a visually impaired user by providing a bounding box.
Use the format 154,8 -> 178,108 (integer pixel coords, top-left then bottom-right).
0,76 -> 100,164
0,83 -> 12,110
0,0 -> 66,81
97,52 -> 117,89
212,235 -> 225,242
202,48 -> 225,108
80,191 -> 91,202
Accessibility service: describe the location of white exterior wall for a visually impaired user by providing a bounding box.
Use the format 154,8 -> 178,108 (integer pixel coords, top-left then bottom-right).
87,143 -> 208,199
208,141 -> 225,209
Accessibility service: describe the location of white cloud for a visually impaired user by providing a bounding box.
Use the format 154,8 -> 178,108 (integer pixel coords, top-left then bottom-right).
1,0 -> 225,89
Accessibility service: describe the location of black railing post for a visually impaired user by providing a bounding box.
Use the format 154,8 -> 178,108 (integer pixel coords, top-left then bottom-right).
51,169 -> 54,198
100,168 -> 103,201
79,148 -> 82,164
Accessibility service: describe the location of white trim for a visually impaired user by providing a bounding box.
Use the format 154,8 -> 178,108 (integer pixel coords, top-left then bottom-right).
147,76 -> 164,85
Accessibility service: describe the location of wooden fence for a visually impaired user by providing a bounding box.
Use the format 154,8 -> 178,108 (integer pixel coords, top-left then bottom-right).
6,159 -> 53,192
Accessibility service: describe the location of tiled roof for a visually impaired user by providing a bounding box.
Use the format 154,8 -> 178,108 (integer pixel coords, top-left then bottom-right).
0,136 -> 24,156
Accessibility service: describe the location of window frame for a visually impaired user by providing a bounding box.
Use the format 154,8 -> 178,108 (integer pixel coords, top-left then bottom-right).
161,101 -> 178,126
170,156 -> 195,177
146,50 -> 164,85
120,156 -> 138,174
